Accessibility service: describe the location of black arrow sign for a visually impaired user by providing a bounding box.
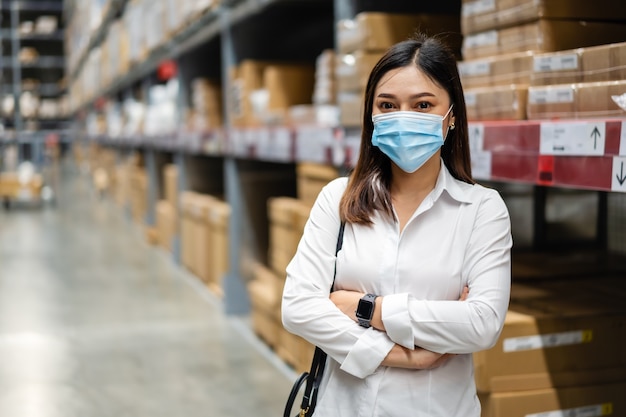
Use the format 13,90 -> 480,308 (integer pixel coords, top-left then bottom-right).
590,126 -> 601,149
617,161 -> 626,186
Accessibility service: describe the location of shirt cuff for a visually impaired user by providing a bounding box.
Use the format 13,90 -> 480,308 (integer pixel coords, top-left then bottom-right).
381,293 -> 414,349
339,328 -> 394,379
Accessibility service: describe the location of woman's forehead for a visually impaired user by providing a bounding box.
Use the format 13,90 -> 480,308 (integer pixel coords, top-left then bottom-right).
376,66 -> 447,96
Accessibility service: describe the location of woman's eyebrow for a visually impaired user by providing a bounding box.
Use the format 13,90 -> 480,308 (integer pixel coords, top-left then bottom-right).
376,92 -> 436,99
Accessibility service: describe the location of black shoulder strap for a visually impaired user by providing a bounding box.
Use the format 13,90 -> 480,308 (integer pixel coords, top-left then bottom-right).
299,220 -> 346,416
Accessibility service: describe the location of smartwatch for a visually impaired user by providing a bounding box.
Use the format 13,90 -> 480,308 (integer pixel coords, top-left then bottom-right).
356,293 -> 377,328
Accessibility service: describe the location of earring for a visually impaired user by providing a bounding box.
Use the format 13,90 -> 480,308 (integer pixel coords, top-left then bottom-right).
449,123 -> 455,130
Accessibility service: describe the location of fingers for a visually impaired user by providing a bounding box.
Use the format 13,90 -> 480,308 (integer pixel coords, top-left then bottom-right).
459,285 -> 469,301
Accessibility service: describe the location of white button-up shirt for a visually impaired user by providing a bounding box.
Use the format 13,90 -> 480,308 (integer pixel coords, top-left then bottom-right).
282,163 -> 512,417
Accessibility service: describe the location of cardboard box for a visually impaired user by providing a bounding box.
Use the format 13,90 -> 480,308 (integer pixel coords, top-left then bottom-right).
338,91 -> 363,127
465,84 -> 528,121
462,19 -> 626,60
479,382 -> 626,417
527,83 -> 577,120
267,197 -> 301,275
336,51 -> 384,93
337,12 -> 461,54
180,191 -> 197,272
248,262 -> 283,348
458,51 -> 534,89
191,78 -> 223,129
474,298 -> 626,393
527,80 -> 626,120
229,60 -> 271,127
206,198 -> 230,297
296,162 -> 340,207
582,41 -> 626,83
163,164 -> 178,213
156,200 -> 177,252
530,49 -> 584,86
462,0 -> 626,34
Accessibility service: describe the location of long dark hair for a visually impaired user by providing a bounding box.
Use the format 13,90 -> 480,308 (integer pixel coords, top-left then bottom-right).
339,33 -> 473,224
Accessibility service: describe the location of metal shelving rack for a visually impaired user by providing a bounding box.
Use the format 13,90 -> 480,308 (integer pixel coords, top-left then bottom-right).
0,0 -> 68,168
65,0 -> 626,314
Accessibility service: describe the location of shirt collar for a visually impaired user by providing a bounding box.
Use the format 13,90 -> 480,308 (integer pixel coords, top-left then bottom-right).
432,159 -> 474,204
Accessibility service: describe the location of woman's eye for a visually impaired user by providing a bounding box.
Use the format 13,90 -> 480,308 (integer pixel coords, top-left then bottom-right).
417,102 -> 431,110
380,102 -> 395,110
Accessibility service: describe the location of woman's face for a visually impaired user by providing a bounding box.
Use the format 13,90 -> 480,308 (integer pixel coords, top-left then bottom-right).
372,65 -> 455,130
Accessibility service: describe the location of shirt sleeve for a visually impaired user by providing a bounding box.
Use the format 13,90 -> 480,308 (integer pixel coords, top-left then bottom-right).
382,188 -> 512,354
281,178 -> 395,379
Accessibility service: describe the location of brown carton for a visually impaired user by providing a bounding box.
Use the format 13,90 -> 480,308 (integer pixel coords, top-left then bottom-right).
462,0 -> 626,35
465,84 -> 528,121
459,51 -> 534,89
530,49 -> 584,86
296,162 -> 340,207
473,298 -> 626,393
463,19 -> 626,60
336,51 -> 384,93
582,41 -> 626,83
479,382 -> 626,417
527,83 -> 577,120
337,12 -> 461,54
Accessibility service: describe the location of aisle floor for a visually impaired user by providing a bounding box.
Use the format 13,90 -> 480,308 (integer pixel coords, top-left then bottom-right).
0,161 -> 295,417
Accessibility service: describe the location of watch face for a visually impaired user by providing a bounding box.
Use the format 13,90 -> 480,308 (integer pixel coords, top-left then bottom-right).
356,299 -> 374,319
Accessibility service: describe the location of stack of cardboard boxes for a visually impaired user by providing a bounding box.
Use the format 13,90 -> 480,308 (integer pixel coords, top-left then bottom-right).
336,12 -> 462,127
180,190 -> 230,297
247,162 -> 339,373
476,278 -> 626,416
459,0 -> 626,120
228,60 -> 316,127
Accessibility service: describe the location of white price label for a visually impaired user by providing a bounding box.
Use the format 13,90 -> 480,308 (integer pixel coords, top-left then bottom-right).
462,0 -> 496,16
458,60 -> 491,77
468,123 -> 485,151
471,150 -> 492,180
295,126 -> 334,164
533,53 -> 579,72
503,330 -> 592,352
464,30 -> 498,48
525,403 -> 612,417
540,122 -> 606,155
612,156 -> 626,193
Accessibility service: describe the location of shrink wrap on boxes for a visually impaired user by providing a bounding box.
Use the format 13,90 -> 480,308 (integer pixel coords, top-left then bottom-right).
465,84 -> 528,121
462,19 -> 626,60
458,51 -> 534,89
461,0 -> 626,34
337,12 -> 461,55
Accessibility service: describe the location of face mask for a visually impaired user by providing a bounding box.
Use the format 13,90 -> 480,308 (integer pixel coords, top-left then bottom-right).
371,106 -> 453,173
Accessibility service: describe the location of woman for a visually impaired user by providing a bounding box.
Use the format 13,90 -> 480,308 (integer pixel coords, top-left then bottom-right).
282,33 -> 512,416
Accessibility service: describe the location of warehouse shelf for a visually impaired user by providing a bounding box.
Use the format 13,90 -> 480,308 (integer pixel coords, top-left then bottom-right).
84,117 -> 626,194
0,0 -> 68,168
0,29 -> 63,40
66,0 -> 126,81
2,55 -> 65,68
1,83 -> 65,96
0,1 -> 63,12
68,0 -> 626,326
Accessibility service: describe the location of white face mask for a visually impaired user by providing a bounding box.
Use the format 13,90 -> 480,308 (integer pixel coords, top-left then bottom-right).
371,106 -> 453,173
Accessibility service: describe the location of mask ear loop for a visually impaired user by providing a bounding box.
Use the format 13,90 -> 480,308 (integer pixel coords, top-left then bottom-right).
444,104 -> 455,139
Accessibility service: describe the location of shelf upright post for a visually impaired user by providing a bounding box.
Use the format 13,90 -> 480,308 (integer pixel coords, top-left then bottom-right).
172,60 -> 189,265
219,4 -> 250,315
10,0 -> 23,162
334,0 -> 356,46
142,78 -> 157,228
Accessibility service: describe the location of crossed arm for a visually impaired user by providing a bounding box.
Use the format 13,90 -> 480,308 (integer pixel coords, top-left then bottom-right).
329,286 -> 469,370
